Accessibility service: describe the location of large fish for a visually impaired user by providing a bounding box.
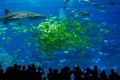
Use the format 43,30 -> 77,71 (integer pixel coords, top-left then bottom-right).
0,9 -> 46,25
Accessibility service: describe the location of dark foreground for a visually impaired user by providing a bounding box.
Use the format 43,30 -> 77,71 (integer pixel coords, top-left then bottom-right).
0,64 -> 119,80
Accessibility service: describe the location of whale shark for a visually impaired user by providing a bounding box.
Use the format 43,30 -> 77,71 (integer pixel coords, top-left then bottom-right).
0,9 -> 46,25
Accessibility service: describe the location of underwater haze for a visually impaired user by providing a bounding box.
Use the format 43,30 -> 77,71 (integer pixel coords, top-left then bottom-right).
0,0 -> 120,73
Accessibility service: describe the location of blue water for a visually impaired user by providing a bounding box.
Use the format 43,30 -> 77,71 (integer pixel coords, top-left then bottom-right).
0,0 -> 120,73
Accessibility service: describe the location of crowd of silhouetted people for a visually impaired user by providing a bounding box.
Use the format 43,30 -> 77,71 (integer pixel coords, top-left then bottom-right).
0,63 -> 120,80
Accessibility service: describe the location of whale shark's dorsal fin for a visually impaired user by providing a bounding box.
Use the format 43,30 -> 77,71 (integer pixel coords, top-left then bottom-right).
4,9 -> 11,15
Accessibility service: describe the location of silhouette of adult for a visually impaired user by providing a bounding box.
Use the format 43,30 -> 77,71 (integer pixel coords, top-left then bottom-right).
35,66 -> 44,80
60,66 -> 72,80
83,67 -> 92,80
47,68 -> 53,80
52,68 -> 60,80
99,70 -> 108,80
72,65 -> 83,80
109,68 -> 119,80
92,66 -> 98,80
0,65 -> 4,80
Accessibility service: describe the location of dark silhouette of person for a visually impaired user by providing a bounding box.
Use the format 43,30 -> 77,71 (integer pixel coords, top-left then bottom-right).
0,65 -> 4,80
60,68 -> 65,80
52,68 -> 60,80
35,66 -> 44,80
30,63 -> 37,80
26,64 -> 33,80
47,68 -> 53,80
72,65 -> 83,80
92,65 -> 98,80
109,68 -> 119,80
99,70 -> 108,80
21,66 -> 27,80
83,67 -> 92,80
60,66 -> 72,80
5,65 -> 16,80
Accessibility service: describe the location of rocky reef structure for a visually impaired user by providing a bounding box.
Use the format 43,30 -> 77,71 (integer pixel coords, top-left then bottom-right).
0,47 -> 18,67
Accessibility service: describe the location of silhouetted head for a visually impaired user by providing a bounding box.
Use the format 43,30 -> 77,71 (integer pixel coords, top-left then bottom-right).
48,68 -> 53,73
110,68 -> 115,73
38,66 -> 42,71
94,65 -> 98,70
53,69 -> 58,73
74,65 -> 80,70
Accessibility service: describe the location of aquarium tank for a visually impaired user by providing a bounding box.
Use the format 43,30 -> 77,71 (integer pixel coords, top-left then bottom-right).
0,0 -> 120,74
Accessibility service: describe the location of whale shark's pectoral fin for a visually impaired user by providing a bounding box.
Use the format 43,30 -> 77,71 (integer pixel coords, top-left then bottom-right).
4,9 -> 12,15
3,21 -> 8,24
17,22 -> 23,25
28,17 -> 34,19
